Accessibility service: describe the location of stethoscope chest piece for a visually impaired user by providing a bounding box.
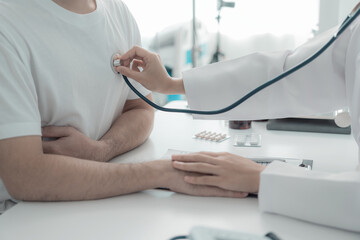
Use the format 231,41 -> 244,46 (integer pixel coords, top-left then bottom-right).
110,51 -> 121,74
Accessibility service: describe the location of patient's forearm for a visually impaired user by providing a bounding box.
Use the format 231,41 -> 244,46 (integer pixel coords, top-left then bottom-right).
98,96 -> 154,162
6,152 -> 164,201
1,136 -> 247,202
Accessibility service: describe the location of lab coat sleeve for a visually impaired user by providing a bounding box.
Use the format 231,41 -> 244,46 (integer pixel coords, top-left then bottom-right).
183,19 -> 360,232
257,20 -> 360,232
259,161 -> 360,232
183,26 -> 350,121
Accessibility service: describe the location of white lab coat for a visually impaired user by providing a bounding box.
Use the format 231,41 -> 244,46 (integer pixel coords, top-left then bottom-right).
182,19 -> 360,232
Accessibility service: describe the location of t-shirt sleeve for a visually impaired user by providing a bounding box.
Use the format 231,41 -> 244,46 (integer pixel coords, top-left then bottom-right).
0,34 -> 41,140
119,1 -> 151,100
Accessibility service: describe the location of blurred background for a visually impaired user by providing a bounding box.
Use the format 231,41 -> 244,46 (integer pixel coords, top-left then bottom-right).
123,0 -> 359,105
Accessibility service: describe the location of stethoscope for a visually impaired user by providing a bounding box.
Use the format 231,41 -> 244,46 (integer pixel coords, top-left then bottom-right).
110,6 -> 360,116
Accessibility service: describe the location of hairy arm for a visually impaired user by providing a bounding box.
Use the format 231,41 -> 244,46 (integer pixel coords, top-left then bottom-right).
0,136 -> 162,201
99,94 -> 154,161
42,94 -> 154,162
0,136 -> 246,201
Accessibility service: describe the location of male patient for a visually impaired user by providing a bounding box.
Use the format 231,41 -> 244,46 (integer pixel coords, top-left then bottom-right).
0,0 -> 243,213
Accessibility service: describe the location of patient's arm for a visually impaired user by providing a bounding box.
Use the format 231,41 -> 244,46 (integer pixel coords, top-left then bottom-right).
0,136 -> 246,201
42,94 -> 154,162
99,93 -> 155,161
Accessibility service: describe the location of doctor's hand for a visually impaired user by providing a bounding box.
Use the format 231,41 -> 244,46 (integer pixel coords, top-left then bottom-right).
160,160 -> 248,198
172,152 -> 266,194
114,46 -> 185,95
42,126 -> 107,162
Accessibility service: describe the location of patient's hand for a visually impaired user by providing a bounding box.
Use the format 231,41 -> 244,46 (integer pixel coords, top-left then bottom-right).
42,126 -> 106,162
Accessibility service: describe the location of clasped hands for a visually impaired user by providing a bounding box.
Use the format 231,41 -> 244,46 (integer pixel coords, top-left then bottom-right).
42,126 -> 107,162
42,127 -> 264,197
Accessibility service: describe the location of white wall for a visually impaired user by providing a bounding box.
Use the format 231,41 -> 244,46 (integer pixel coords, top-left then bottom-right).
338,0 -> 360,20
123,0 -> 360,58
123,0 -> 320,53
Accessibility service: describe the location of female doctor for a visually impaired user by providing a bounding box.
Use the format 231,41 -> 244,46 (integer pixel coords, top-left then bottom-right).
114,6 -> 360,232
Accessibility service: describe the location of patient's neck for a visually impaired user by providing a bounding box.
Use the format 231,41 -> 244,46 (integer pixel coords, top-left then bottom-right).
52,0 -> 97,14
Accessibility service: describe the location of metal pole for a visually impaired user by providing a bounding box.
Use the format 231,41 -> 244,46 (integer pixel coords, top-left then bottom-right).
191,0 -> 197,68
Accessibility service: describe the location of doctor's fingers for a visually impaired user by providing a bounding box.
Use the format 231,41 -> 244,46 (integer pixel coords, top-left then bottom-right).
172,153 -> 218,165
117,66 -> 144,82
173,161 -> 220,175
184,175 -> 224,189
198,151 -> 233,158
191,186 -> 248,198
119,46 -> 150,63
131,59 -> 145,72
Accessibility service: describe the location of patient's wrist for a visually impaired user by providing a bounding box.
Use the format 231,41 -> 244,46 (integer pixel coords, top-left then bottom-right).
148,160 -> 173,189
95,139 -> 114,162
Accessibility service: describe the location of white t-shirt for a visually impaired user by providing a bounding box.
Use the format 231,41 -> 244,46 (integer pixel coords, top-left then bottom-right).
0,0 -> 150,212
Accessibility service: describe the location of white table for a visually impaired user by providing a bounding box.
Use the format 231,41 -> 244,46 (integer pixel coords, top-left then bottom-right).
0,101 -> 359,240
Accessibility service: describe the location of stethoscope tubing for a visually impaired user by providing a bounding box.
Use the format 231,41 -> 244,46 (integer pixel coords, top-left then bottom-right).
116,8 -> 360,115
